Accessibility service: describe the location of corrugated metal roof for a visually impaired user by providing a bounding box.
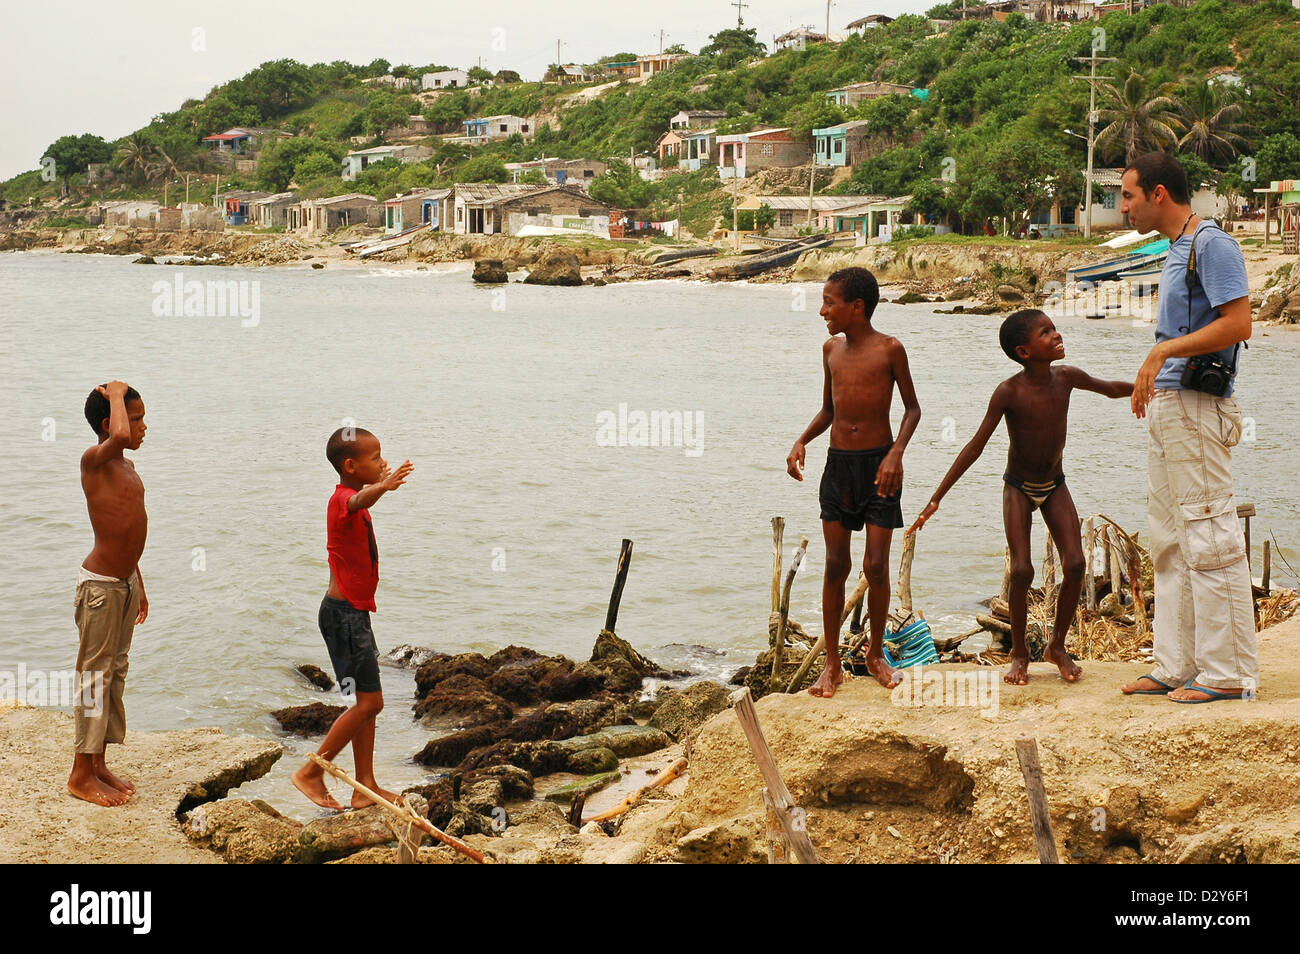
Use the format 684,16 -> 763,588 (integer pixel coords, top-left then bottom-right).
747,194 -> 886,211
311,193 -> 378,206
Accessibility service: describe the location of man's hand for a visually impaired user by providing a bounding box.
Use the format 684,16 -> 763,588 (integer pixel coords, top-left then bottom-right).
786,443 -> 806,481
135,590 -> 149,625
875,450 -> 903,498
380,459 -> 414,491
1131,342 -> 1170,419
908,500 -> 938,536
97,380 -> 130,399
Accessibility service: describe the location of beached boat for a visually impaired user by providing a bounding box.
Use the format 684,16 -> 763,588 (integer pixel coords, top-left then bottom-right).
706,234 -> 834,280
1066,238 -> 1169,283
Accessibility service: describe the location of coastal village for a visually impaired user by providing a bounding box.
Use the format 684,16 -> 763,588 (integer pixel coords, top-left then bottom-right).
3,0 -> 1300,869
3,0 -> 1299,308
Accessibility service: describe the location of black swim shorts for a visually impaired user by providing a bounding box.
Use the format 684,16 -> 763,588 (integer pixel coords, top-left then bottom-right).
818,446 -> 904,531
319,595 -> 382,695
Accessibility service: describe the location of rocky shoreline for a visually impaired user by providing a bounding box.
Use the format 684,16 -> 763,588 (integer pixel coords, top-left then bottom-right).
6,613 -> 1298,863
5,223 -> 1299,318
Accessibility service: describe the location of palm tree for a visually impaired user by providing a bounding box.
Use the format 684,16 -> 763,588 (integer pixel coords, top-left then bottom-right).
116,134 -> 155,184
1176,81 -> 1253,165
1094,69 -> 1183,165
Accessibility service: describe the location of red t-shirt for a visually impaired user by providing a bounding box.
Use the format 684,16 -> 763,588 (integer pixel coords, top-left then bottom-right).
326,484 -> 379,611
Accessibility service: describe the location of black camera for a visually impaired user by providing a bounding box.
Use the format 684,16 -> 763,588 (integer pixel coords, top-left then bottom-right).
1180,354 -> 1234,396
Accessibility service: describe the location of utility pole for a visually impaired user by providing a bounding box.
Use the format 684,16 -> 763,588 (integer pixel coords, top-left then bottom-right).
659,29 -> 667,55
826,0 -> 832,38
732,0 -> 749,29
1072,52 -> 1116,240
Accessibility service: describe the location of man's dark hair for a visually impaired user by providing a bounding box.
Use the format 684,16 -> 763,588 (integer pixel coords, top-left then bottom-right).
827,267 -> 880,319
999,309 -> 1046,365
84,384 -> 141,437
1125,151 -> 1190,206
326,427 -> 375,475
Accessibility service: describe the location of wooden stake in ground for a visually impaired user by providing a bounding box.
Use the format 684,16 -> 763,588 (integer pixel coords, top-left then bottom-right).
771,517 -> 785,615
730,688 -> 820,864
605,538 -> 634,632
1000,546 -> 1012,604
785,572 -> 867,692
1262,539 -> 1271,594
585,758 -> 687,823
1107,527 -> 1125,606
763,789 -> 789,864
1083,518 -> 1097,611
770,536 -> 809,690
1013,738 -> 1059,864
305,753 -> 492,864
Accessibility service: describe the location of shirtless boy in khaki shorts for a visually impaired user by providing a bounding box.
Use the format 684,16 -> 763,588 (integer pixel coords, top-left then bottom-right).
70,381 -> 149,806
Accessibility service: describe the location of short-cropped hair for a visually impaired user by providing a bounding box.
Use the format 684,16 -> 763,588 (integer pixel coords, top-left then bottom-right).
827,267 -> 880,319
85,384 -> 141,437
1125,152 -> 1190,206
1000,309 -> 1046,365
326,426 -> 376,475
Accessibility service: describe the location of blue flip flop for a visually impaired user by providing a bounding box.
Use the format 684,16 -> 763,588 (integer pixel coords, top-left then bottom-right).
1124,673 -> 1175,695
1170,680 -> 1244,704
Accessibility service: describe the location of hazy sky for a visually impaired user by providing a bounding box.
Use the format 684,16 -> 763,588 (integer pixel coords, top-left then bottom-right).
0,0 -> 944,181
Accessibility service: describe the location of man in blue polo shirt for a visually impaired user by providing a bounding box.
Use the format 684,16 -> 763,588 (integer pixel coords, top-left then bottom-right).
1119,152 -> 1257,704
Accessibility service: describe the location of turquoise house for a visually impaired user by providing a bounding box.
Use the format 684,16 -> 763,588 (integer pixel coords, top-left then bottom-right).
813,121 -> 870,168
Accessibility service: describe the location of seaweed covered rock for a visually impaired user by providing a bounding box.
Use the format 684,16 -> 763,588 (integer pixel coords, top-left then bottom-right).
415,724 -> 503,767
270,702 -> 346,736
464,764 -> 535,800
472,258 -> 508,283
413,653 -> 494,695
296,664 -> 334,690
412,672 -> 514,725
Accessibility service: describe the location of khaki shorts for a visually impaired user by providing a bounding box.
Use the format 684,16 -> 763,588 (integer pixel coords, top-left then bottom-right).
74,569 -> 139,753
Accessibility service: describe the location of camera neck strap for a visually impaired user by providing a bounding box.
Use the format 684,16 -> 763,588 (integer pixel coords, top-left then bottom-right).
1183,221 -> 1243,374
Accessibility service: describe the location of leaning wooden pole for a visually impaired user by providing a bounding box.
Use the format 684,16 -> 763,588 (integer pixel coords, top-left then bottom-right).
771,517 -> 785,615
786,573 -> 867,692
730,688 -> 820,864
306,753 -> 492,864
605,538 -> 634,632
1082,518 -> 1097,610
771,536 -> 809,689
1013,738 -> 1059,865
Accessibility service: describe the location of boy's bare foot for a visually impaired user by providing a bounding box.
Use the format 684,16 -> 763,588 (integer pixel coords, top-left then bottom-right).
351,784 -> 399,809
292,764 -> 344,810
1005,654 -> 1030,685
808,664 -> 846,698
94,758 -> 135,795
68,774 -> 130,807
1044,644 -> 1081,682
865,653 -> 901,689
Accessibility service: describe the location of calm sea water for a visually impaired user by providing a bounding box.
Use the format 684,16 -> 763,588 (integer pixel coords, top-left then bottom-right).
2,250 -> 1296,816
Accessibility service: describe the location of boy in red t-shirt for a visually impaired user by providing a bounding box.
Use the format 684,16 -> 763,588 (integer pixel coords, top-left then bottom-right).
292,427 -> 413,810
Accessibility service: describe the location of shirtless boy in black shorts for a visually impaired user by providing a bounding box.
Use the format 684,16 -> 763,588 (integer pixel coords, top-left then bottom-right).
787,268 -> 921,695
909,309 -> 1132,684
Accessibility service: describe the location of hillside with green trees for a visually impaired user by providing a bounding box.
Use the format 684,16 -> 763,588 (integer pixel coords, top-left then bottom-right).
5,0 -> 1297,237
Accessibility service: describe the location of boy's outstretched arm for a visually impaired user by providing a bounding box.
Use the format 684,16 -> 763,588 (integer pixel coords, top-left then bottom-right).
908,383 -> 1009,534
1065,365 -> 1134,400
786,340 -> 835,481
875,339 -> 922,497
348,459 -> 415,512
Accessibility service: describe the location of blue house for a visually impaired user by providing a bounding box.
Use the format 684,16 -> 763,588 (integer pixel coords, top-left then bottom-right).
813,121 -> 870,167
